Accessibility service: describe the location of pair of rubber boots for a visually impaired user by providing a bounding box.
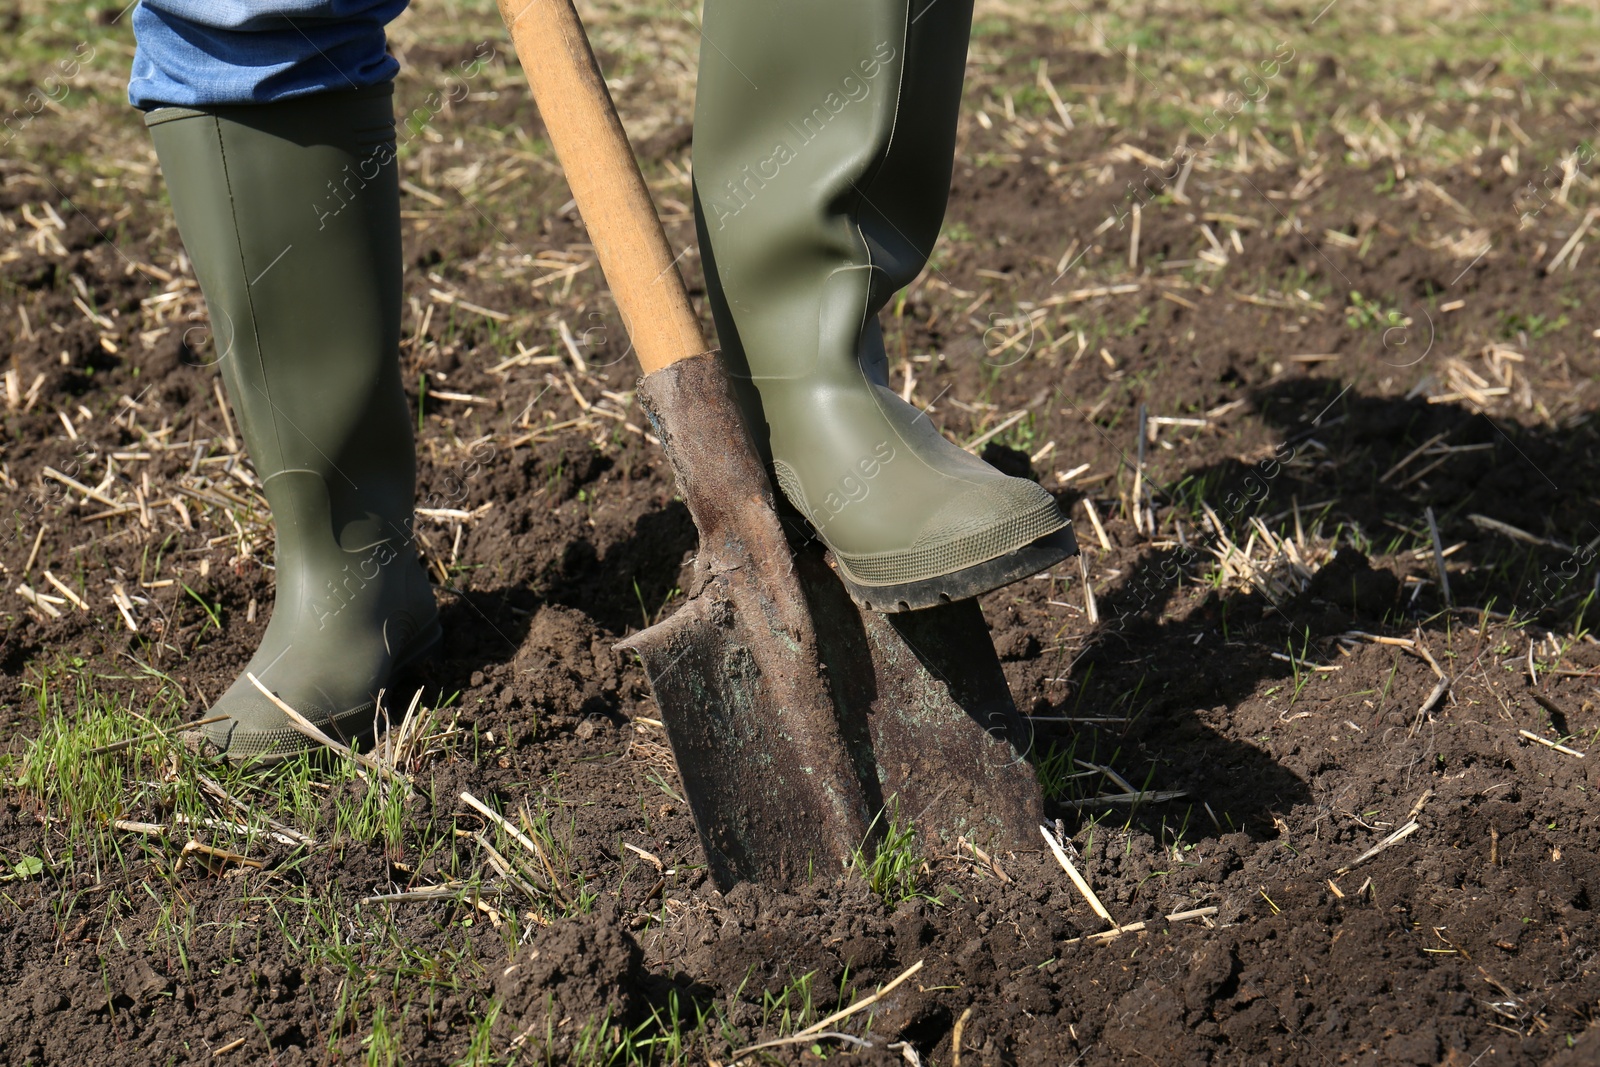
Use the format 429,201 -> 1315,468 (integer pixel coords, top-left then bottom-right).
150,0 -> 1073,764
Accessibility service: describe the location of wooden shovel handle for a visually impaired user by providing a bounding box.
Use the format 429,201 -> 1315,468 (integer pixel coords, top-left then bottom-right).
496,0 -> 708,375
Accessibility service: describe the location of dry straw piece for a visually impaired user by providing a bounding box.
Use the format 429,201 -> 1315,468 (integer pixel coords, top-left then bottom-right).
1334,820 -> 1420,877
176,839 -> 265,874
1040,824 -> 1119,930
1063,906 -> 1220,945
727,959 -> 925,1063
1518,729 -> 1585,758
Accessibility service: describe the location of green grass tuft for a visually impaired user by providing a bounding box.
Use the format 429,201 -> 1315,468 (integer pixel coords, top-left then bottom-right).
851,797 -> 927,906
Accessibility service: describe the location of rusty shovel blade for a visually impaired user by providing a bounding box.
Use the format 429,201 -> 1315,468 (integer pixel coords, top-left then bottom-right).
620,354 -> 1047,890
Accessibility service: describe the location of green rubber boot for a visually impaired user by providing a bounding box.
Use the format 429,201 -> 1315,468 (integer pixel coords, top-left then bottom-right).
693,0 -> 1076,613
147,85 -> 440,763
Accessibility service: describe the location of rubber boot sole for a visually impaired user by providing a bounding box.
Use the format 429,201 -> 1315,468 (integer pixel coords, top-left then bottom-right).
187,619 -> 443,769
835,524 -> 1079,613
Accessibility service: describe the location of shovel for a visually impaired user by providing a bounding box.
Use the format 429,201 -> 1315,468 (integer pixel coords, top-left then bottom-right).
496,0 -> 1062,888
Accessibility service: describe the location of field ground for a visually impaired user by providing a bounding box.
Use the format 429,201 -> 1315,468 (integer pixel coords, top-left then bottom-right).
2,1 -> 1599,1063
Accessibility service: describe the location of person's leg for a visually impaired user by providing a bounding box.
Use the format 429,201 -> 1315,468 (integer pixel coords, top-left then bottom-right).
136,4 -> 435,762
130,0 -> 408,108
693,0 -> 1076,613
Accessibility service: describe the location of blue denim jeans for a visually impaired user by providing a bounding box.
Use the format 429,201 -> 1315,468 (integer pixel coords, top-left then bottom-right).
129,0 -> 409,108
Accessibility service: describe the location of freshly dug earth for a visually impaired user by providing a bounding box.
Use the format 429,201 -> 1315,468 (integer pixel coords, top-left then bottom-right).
2,7 -> 1599,1066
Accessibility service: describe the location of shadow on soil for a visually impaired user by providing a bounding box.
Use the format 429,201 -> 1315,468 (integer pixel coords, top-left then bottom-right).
1036,378 -> 1599,844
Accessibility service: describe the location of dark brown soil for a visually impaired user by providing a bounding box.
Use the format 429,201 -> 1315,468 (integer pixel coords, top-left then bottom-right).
2,18 -> 1599,1067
